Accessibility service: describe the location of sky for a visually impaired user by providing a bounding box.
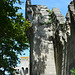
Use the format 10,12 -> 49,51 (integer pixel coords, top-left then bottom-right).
16,0 -> 71,17
15,0 -> 71,64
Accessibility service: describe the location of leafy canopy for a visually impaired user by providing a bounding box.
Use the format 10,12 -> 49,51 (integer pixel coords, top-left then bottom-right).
71,68 -> 75,75
0,0 -> 30,74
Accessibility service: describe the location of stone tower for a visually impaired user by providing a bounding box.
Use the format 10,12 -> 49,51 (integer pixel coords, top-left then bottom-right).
25,0 -> 57,75
15,57 -> 29,75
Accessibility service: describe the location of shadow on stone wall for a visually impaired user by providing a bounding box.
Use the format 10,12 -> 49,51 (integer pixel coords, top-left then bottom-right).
29,24 -> 56,75
53,30 -> 63,75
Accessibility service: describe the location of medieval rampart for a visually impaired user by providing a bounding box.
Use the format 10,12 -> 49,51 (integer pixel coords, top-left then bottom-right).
26,0 -> 75,75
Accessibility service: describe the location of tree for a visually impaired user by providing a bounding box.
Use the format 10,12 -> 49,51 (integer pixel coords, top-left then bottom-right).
0,0 -> 30,74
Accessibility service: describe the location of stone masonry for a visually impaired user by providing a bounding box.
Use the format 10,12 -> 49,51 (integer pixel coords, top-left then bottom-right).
25,0 -> 75,75
15,57 -> 29,75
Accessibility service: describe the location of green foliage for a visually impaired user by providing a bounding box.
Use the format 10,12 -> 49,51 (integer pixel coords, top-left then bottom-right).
25,20 -> 32,31
61,23 -> 65,31
46,20 -> 52,25
40,22 -> 45,25
40,9 -> 53,25
71,68 -> 75,75
40,13 -> 44,19
0,0 -> 30,74
47,9 -> 53,24
46,9 -> 53,16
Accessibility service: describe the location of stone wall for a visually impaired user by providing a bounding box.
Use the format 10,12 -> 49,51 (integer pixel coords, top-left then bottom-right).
52,8 -> 66,75
14,57 -> 29,75
26,1 -> 56,74
64,1 -> 75,75
52,1 -> 75,75
25,0 -> 75,75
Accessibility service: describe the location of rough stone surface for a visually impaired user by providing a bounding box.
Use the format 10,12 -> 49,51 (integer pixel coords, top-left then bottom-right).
53,1 -> 75,75
26,0 -> 75,75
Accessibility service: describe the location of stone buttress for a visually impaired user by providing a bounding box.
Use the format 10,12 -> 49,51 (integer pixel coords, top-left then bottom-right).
26,0 -> 56,75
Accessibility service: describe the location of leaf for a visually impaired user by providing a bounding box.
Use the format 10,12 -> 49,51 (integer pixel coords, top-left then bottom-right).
0,0 -> 30,74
